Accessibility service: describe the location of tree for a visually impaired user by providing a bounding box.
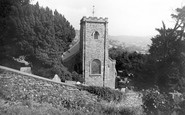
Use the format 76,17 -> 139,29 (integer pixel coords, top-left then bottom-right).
0,2 -> 75,81
148,6 -> 185,92
109,47 -> 146,89
0,0 -> 30,17
109,47 -> 124,60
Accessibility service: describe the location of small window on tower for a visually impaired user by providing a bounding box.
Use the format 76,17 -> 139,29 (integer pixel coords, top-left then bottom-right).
94,31 -> 99,39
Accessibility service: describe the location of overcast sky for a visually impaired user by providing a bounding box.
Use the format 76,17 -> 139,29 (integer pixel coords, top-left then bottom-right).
31,0 -> 185,37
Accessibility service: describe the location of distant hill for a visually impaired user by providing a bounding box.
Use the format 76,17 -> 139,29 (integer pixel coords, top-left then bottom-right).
109,35 -> 152,53
109,35 -> 151,47
71,30 -> 152,53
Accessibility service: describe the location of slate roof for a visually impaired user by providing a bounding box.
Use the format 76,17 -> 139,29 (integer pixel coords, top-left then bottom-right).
62,41 -> 80,62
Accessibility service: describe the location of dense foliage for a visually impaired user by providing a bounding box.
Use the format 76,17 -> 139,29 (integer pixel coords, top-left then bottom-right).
110,6 -> 185,92
147,6 -> 185,92
142,87 -> 185,115
71,71 -> 84,83
0,1 -> 75,80
142,88 -> 172,115
80,85 -> 124,102
109,48 -> 146,89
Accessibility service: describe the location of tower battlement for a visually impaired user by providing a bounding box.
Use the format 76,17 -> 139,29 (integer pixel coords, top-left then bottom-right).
81,16 -> 108,23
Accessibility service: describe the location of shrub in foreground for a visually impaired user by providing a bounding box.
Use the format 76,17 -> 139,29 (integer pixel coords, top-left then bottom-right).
142,88 -> 178,115
80,85 -> 125,102
101,103 -> 134,115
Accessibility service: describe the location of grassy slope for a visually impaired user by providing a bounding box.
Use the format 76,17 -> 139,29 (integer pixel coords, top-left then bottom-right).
0,68 -> 143,115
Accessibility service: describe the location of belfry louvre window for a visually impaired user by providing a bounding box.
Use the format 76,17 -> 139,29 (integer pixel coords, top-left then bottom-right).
91,59 -> 101,74
94,31 -> 99,39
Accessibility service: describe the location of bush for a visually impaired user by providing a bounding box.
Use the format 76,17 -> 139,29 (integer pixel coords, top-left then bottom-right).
142,88 -> 173,114
32,63 -> 72,82
81,86 -> 124,102
179,100 -> 185,115
72,71 -> 84,83
102,106 -> 134,115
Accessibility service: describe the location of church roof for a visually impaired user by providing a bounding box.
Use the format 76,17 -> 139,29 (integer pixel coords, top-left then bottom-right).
62,41 -> 80,62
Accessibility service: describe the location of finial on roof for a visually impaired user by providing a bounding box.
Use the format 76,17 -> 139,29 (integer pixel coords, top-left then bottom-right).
92,5 -> 95,17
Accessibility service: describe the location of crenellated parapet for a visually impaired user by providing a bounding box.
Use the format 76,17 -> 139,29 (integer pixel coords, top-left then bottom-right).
80,16 -> 108,23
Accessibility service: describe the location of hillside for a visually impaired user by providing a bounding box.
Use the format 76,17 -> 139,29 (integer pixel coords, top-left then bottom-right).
109,35 -> 151,53
0,66 -> 143,115
109,35 -> 151,47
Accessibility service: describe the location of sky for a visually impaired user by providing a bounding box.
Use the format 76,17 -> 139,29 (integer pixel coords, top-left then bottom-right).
31,0 -> 185,37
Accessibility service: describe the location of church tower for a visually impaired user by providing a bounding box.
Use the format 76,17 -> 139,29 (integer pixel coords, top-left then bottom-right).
80,16 -> 114,87
62,16 -> 116,88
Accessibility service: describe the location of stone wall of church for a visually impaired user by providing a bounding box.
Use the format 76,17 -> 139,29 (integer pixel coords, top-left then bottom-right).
84,21 -> 106,86
104,59 -> 116,89
80,17 -> 115,88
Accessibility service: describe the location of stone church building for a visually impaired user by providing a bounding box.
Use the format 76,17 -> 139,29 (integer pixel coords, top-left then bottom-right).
62,16 -> 117,89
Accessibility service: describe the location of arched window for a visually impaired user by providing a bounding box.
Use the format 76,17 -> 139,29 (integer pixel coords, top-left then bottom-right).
94,31 -> 99,39
91,59 -> 101,74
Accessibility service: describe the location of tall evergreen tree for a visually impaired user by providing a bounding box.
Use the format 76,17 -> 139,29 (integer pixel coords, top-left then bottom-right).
147,6 -> 185,92
0,1 -> 75,80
